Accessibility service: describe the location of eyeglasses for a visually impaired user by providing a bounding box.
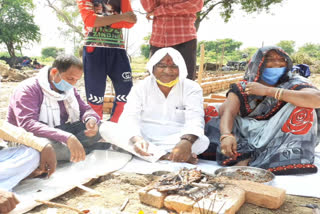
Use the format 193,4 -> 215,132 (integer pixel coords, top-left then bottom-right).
155,63 -> 179,70
265,58 -> 287,63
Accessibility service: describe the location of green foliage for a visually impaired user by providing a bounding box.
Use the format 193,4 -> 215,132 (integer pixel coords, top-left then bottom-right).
197,38 -> 243,64
198,38 -> 242,55
291,52 -> 314,65
298,43 -> 320,59
0,52 -> 10,58
141,45 -> 150,59
140,34 -> 151,59
41,47 -> 65,58
276,40 -> 295,55
241,47 -> 258,59
39,56 -> 55,65
0,0 -> 40,58
131,56 -> 148,73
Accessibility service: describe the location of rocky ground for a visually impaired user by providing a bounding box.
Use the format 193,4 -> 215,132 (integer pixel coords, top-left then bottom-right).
1,71 -> 320,214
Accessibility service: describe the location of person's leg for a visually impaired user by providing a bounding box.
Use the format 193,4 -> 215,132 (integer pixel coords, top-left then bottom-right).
191,135 -> 210,155
172,39 -> 197,80
83,47 -> 108,119
107,49 -> 133,122
55,121 -> 109,156
0,146 -> 40,191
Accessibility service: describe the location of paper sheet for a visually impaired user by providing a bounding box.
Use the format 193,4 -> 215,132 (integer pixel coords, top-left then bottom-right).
99,121 -> 167,163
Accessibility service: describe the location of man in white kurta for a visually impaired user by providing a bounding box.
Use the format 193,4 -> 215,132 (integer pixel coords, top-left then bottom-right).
100,48 -> 209,163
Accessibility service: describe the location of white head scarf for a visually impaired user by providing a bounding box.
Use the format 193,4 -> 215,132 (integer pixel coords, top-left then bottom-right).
146,48 -> 188,82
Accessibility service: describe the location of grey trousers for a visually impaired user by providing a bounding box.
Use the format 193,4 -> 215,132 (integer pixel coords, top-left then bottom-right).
50,121 -> 110,162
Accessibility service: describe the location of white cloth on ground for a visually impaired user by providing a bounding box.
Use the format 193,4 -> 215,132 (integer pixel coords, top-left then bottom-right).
37,66 -> 80,127
100,121 -> 208,162
0,146 -> 39,191
116,47 -> 209,155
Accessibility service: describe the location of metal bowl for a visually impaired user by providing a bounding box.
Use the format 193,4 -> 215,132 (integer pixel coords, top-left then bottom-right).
214,166 -> 275,185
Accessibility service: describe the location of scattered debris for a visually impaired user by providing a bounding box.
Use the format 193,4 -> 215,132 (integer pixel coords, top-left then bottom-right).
119,198 -> 129,211
76,184 -> 102,197
35,199 -> 85,214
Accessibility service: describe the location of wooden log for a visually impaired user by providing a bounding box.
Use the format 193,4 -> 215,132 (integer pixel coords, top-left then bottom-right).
211,94 -> 226,99
204,98 -> 225,103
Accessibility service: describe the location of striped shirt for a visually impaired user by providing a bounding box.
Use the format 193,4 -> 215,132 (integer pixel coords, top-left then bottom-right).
140,0 -> 203,47
77,0 -> 135,48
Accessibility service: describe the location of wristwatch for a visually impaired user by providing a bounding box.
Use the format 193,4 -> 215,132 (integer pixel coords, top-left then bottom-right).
180,134 -> 198,144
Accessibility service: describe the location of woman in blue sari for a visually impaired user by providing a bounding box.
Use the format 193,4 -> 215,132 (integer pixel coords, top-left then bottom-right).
205,46 -> 320,175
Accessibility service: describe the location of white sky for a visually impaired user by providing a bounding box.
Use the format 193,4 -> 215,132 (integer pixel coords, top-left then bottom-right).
22,0 -> 320,57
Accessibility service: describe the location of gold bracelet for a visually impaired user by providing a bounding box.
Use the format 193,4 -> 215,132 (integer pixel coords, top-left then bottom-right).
277,88 -> 282,100
274,88 -> 280,100
220,134 -> 235,142
278,88 -> 285,101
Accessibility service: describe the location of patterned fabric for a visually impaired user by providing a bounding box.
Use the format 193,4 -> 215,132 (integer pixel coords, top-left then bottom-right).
205,46 -> 320,175
204,106 -> 219,124
140,0 -> 203,47
206,104 -> 319,175
77,0 -> 134,48
282,107 -> 314,135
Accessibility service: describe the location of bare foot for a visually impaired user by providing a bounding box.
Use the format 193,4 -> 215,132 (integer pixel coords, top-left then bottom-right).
235,159 -> 250,166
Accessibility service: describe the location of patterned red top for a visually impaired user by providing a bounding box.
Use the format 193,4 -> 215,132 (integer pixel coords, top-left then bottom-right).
77,0 -> 135,48
140,0 -> 203,47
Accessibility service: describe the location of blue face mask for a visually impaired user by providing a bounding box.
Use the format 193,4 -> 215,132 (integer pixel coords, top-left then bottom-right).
261,67 -> 287,85
53,73 -> 73,92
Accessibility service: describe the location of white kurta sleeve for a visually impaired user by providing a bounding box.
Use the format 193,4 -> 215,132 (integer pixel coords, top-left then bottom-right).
118,84 -> 143,140
181,83 -> 205,137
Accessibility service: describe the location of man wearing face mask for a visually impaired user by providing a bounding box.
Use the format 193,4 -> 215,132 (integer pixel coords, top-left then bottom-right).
205,46 -> 320,175
7,55 -> 107,164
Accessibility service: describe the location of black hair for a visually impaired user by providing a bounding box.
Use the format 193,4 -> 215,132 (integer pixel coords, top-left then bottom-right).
52,54 -> 83,73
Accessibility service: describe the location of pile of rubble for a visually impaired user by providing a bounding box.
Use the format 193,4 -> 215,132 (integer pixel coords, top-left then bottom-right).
0,61 -> 31,82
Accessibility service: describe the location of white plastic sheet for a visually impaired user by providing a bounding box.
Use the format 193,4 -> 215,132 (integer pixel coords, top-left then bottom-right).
9,150 -> 132,214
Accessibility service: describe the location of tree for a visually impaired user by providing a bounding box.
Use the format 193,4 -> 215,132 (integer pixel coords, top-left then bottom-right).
197,38 -> 242,55
241,47 -> 258,59
45,0 -> 84,38
0,0 -> 40,59
140,34 -> 151,58
298,43 -> 320,59
41,47 -> 65,58
276,40 -> 295,55
197,38 -> 243,63
196,0 -> 285,31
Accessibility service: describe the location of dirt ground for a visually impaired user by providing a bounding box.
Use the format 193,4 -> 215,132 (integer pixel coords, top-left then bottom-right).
1,73 -> 320,214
